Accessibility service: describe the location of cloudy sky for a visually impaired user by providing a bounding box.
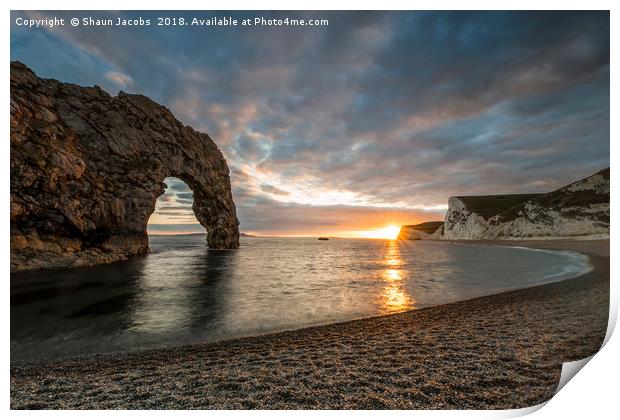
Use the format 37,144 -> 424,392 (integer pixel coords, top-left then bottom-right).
11,11 -> 609,237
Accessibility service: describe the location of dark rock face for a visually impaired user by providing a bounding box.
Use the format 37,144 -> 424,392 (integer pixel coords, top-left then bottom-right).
10,62 -> 239,272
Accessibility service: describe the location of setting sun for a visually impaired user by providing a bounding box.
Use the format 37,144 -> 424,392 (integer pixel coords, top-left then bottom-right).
360,224 -> 401,240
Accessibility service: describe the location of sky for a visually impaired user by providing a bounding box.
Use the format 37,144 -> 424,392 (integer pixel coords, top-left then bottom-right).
11,11 -> 610,237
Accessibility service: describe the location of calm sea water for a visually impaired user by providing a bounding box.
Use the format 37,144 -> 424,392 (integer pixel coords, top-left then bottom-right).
11,236 -> 590,360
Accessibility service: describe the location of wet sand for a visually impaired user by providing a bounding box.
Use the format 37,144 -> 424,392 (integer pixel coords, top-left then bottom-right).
10,240 -> 609,409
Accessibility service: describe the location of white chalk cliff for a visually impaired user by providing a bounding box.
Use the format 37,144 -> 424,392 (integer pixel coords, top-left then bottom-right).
439,168 -> 609,240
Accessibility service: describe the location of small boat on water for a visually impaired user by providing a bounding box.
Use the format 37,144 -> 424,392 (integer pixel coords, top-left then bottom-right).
318,237 -> 329,241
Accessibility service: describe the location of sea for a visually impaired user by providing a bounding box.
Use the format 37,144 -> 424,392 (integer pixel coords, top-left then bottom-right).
10,235 -> 591,360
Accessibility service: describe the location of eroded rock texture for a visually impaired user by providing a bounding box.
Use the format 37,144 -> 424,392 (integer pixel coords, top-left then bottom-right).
441,168 -> 609,240
442,194 -> 541,240
11,62 -> 239,272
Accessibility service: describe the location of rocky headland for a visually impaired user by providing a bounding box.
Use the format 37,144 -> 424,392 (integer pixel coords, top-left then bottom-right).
399,168 -> 609,241
10,62 -> 239,272
397,221 -> 444,240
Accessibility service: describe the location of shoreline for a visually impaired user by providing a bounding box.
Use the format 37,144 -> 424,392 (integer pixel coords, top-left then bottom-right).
10,240 -> 593,363
11,239 -> 609,409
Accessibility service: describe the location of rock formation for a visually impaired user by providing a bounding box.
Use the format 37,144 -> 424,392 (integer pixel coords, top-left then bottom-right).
397,221 -> 444,240
441,194 -> 541,239
441,168 -> 609,240
11,61 -> 239,272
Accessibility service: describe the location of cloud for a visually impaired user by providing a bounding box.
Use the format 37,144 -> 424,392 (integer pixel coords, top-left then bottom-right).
104,70 -> 133,87
10,11 -> 610,235
260,183 -> 291,196
234,195 -> 445,236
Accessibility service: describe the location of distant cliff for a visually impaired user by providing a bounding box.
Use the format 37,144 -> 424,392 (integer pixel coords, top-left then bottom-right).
397,222 -> 444,240
442,194 -> 541,239
441,168 -> 609,240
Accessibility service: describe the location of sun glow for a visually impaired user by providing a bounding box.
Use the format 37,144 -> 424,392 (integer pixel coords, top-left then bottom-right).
360,224 -> 401,240
379,240 -> 415,313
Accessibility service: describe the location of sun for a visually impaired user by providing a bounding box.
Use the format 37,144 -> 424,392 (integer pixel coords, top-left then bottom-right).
362,224 -> 401,240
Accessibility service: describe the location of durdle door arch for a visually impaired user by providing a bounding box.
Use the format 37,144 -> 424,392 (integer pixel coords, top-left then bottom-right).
151,172 -> 240,248
10,61 -> 239,272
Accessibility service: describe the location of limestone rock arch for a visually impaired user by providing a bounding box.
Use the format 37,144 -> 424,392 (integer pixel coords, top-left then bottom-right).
10,62 -> 239,272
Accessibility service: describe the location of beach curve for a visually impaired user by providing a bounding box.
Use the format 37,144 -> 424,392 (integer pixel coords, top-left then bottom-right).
10,239 -> 609,409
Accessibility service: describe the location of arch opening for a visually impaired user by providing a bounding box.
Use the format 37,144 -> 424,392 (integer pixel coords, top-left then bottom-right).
147,177 -> 206,237
10,62 -> 239,272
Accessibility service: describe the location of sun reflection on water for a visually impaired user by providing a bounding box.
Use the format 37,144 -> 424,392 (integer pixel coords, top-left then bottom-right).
379,240 -> 415,313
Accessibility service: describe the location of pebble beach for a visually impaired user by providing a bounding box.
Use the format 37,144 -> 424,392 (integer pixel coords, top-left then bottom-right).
10,240 -> 609,409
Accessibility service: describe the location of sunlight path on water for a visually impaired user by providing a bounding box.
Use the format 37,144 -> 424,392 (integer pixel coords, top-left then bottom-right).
379,240 -> 415,313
